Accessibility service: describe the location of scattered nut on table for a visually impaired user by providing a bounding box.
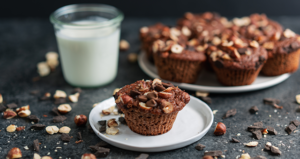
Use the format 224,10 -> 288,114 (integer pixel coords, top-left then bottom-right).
18,109 -> 31,117
296,94 -> 300,104
46,126 -> 59,135
54,90 -> 67,99
41,156 -> 52,159
57,104 -> 72,114
46,51 -> 59,71
0,93 -> 3,103
214,122 -> 226,136
33,153 -> 41,159
106,127 -> 119,135
59,126 -> 71,134
119,39 -> 130,51
3,109 -> 17,119
7,124 -> 17,132
16,105 -> 30,113
16,126 -> 25,131
239,153 -> 251,159
37,62 -> 50,77
244,141 -> 259,147
68,92 -> 80,103
74,114 -> 87,126
6,147 -> 22,159
81,153 -> 97,159
127,53 -> 138,63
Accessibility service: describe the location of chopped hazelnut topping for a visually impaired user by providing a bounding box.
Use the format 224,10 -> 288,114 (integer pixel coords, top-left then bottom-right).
283,29 -> 296,38
171,44 -> 184,54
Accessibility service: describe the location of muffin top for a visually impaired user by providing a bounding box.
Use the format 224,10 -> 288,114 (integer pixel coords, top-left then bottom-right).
139,23 -> 188,44
152,39 -> 207,62
237,14 -> 283,44
114,79 -> 190,115
263,29 -> 300,57
177,12 -> 228,39
206,35 -> 268,70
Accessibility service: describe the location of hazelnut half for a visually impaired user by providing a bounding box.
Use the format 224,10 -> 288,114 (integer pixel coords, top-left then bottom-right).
6,147 -> 22,159
74,115 -> 87,126
214,122 -> 226,136
53,90 -> 67,99
244,141 -> 259,147
139,102 -> 152,110
41,156 -> 53,159
16,105 -> 30,113
46,126 -> 59,135
161,101 -> 174,114
59,126 -> 71,134
68,93 -> 80,103
106,127 -> 119,135
158,92 -> 173,99
107,119 -> 119,127
18,109 -> 31,117
81,153 -> 96,159
7,124 -> 17,132
57,104 -> 72,114
3,109 -> 17,119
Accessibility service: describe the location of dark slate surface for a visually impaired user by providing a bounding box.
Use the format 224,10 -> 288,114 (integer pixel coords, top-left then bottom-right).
1,17 -> 300,159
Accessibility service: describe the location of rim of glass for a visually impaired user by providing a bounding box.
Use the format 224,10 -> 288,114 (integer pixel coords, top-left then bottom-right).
50,4 -> 124,29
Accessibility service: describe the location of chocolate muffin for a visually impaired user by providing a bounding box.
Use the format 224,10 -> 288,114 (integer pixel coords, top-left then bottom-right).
139,23 -> 188,62
152,40 -> 206,83
206,36 -> 268,86
114,79 -> 190,136
261,29 -> 300,76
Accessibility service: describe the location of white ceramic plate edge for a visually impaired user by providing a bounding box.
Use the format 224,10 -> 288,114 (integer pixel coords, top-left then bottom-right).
138,51 -> 291,93
89,96 -> 214,152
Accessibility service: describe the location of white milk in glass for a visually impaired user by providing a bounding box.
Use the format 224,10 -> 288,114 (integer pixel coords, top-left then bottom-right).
56,19 -> 120,87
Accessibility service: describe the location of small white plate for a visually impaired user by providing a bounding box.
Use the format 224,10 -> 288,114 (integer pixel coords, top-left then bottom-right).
89,96 -> 214,152
138,51 -> 291,93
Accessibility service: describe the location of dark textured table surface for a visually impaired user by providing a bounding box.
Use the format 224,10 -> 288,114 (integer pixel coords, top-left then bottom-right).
1,17 -> 300,159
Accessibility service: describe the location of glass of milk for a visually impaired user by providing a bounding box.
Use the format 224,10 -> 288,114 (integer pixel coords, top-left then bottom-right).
50,4 -> 124,87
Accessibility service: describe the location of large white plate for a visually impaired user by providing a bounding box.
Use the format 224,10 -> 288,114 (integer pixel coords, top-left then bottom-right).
89,96 -> 214,152
138,51 -> 291,93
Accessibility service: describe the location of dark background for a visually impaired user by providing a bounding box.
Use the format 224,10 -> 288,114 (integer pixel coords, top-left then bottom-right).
1,0 -> 300,18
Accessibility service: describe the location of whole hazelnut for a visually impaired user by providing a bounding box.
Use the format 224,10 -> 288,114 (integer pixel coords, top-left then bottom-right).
74,115 -> 87,126
214,122 -> 226,136
3,109 -> 17,119
81,153 -> 96,159
6,147 -> 22,159
202,156 -> 213,159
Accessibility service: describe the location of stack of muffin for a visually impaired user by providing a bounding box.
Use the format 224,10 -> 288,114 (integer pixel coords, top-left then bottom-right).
139,12 -> 300,86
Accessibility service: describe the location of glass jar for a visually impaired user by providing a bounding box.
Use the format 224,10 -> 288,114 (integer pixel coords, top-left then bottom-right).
50,4 -> 124,87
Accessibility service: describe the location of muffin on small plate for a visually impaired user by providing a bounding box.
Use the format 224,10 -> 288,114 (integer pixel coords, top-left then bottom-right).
261,29 -> 300,76
139,23 -> 188,62
152,39 -> 206,83
114,79 -> 190,136
206,36 -> 268,86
